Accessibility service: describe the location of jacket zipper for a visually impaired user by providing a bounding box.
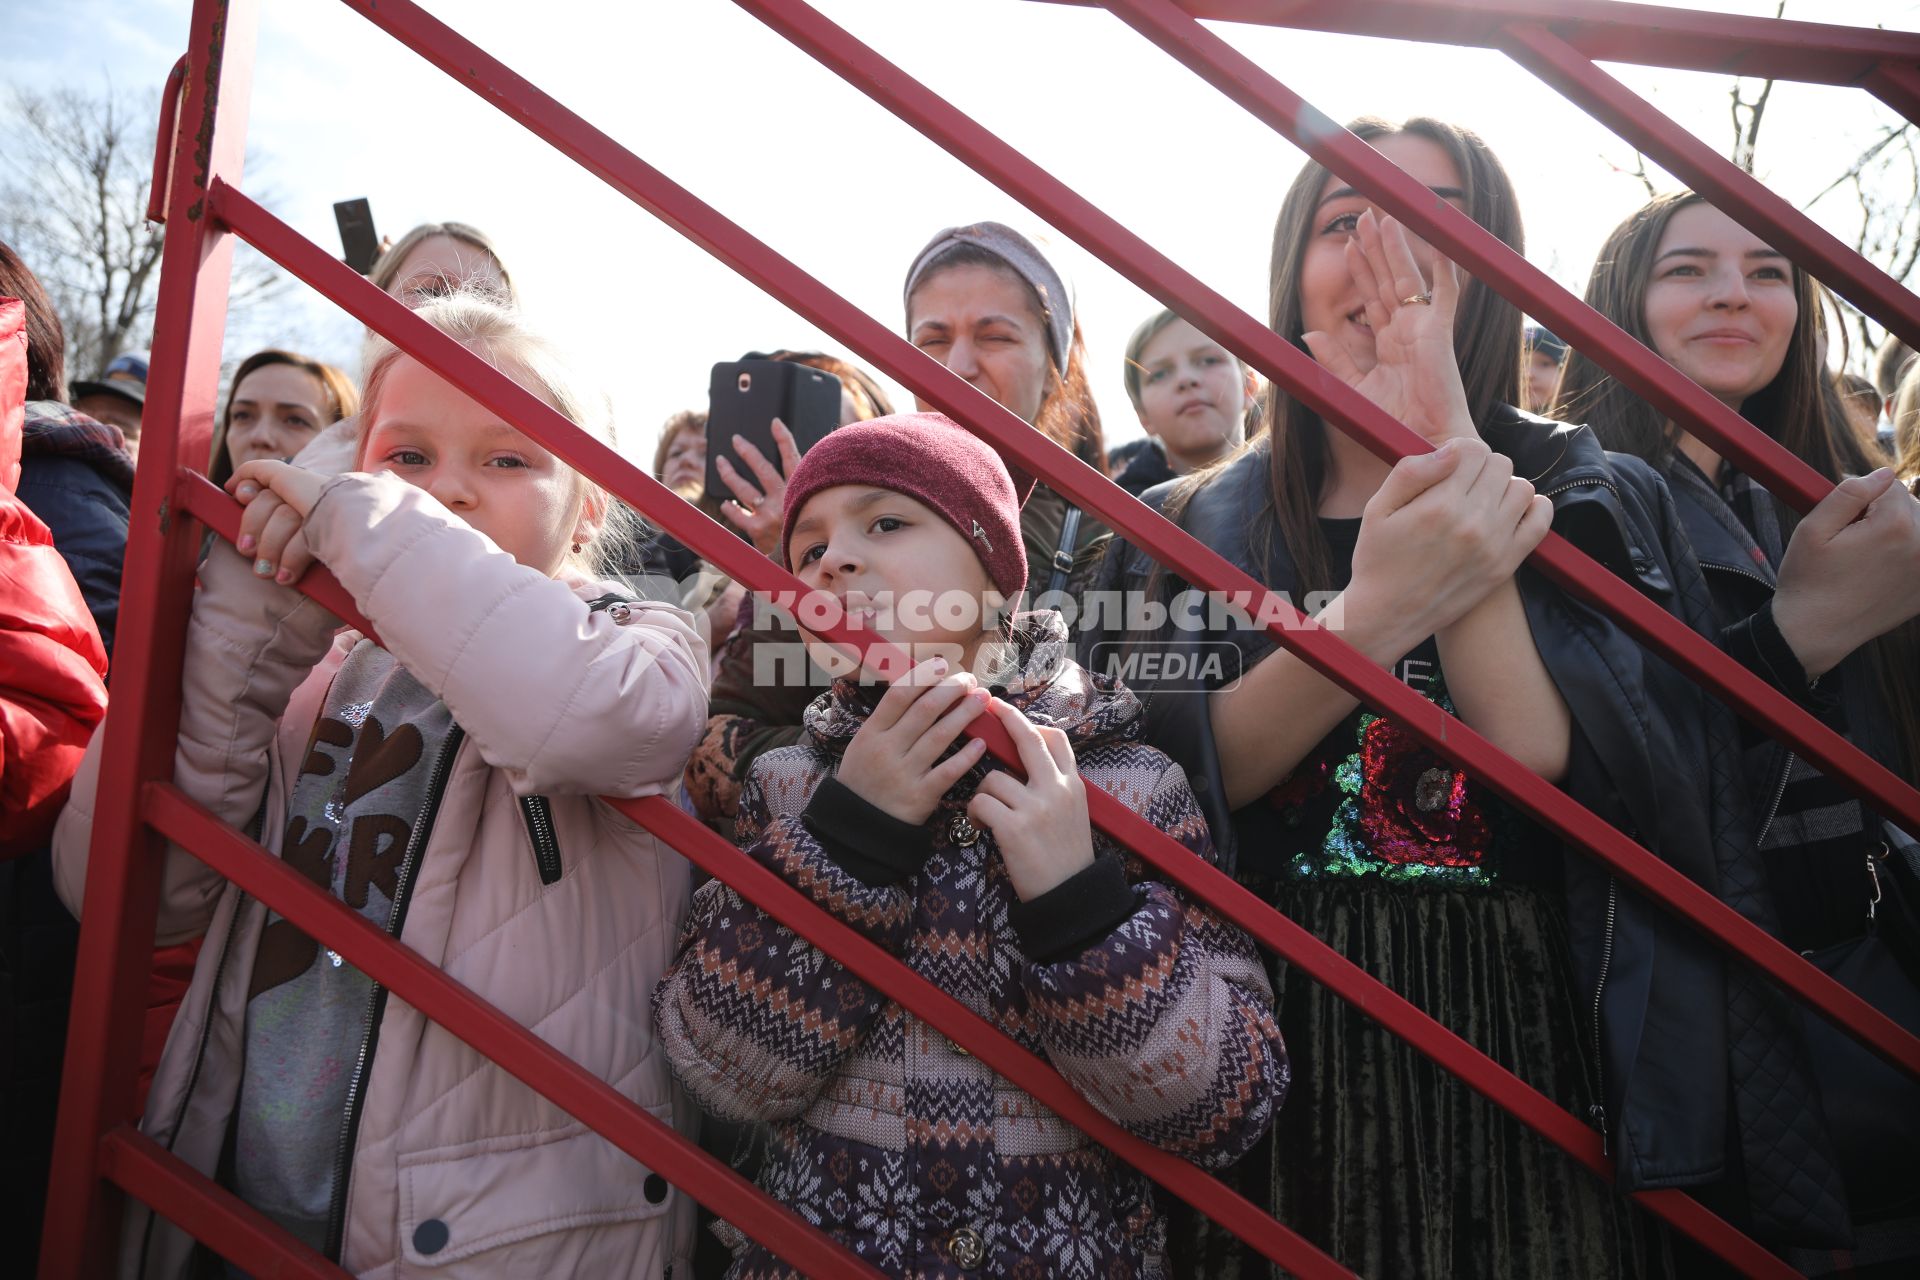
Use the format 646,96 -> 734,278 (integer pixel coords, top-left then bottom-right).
1540,475 -> 1622,503
520,795 -> 563,886
1699,559 -> 1774,593
1752,671 -> 1818,853
1588,875 -> 1619,1153
322,725 -> 467,1261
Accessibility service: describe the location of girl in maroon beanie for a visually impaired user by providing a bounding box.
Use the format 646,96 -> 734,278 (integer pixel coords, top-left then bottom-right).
655,412 -> 1287,1279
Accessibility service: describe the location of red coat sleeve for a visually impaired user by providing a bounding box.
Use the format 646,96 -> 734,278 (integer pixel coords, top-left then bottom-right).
1,295 -> 110,856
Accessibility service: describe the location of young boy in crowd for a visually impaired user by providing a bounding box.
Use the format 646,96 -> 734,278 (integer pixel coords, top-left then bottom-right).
654,412 -> 1286,1278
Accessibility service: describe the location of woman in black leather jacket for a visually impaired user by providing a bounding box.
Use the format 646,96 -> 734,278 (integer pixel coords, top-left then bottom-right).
1083,116 -> 1678,1279
1561,191 -> 1920,1275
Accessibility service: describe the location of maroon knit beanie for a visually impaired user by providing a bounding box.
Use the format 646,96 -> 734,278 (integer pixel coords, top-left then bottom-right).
781,412 -> 1028,601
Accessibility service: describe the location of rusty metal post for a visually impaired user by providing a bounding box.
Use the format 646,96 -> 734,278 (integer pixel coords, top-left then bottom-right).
39,1 -> 258,1274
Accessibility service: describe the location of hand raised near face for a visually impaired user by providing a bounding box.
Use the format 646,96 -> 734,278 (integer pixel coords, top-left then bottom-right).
715,418 -> 802,561
1302,209 -> 1476,447
835,656 -> 991,826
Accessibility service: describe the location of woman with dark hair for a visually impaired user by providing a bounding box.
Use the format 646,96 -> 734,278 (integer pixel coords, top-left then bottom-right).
209,349 -> 359,488
1086,118 -> 1683,1277
1559,192 -> 1920,1270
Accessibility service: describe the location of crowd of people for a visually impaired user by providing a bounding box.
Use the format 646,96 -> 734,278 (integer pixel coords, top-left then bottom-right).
2,111 -> 1919,1280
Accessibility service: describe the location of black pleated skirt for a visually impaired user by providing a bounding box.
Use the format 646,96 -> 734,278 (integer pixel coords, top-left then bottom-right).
1170,874 -> 1670,1279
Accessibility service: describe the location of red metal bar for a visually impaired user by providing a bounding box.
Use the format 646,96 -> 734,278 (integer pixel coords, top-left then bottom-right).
725,0 -> 1920,907
1039,0 -> 1920,86
39,2 -> 259,1275
98,1129 -> 349,1280
146,55 -> 189,224
235,5 -> 1920,1076
141,784 -> 887,1280
1104,0 -> 1842,513
1500,23 -> 1920,353
1868,61 -> 1920,126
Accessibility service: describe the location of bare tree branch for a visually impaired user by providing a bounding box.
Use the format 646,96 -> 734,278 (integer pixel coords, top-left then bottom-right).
0,83 -> 292,380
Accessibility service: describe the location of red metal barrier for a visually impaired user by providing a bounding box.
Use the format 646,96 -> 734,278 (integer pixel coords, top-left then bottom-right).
41,0 -> 1919,1277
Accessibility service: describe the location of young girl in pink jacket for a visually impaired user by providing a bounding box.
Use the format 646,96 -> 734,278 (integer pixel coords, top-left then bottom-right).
55,289 -> 709,1279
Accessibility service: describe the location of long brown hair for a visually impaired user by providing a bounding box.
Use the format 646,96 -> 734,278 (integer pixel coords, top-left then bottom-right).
1557,190 -> 1920,777
905,242 -> 1106,471
211,349 -> 359,486
1161,116 -> 1524,594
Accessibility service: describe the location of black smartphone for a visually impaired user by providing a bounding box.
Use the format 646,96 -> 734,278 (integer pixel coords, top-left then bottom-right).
334,198 -> 380,275
705,359 -> 843,504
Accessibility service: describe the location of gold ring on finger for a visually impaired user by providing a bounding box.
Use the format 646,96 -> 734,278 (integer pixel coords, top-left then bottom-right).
1401,292 -> 1434,306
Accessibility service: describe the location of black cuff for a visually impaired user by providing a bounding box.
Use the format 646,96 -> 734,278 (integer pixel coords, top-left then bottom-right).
1007,854 -> 1140,964
1723,599 -> 1830,710
801,775 -> 937,887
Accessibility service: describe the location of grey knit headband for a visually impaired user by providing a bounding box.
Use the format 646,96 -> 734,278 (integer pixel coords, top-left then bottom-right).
902,222 -> 1074,373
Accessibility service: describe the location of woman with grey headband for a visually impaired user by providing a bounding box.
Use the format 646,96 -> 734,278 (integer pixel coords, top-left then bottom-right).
902,221 -> 1110,607
682,223 -> 1116,836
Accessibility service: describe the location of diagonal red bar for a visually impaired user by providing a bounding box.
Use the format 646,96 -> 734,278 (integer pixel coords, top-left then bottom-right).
1500,23 -> 1920,353
99,1128 -> 350,1280
141,784 -> 886,1280
1037,0 -> 1920,87
1105,0 -> 1845,511
212,25 -> 1920,1084
734,0 -> 1920,836
1868,61 -> 1920,126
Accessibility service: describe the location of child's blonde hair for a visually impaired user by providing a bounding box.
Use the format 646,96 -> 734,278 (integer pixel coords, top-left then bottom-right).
356,288 -> 640,579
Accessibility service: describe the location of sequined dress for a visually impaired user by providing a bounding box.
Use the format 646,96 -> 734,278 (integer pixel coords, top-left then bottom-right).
1170,517 -> 1661,1279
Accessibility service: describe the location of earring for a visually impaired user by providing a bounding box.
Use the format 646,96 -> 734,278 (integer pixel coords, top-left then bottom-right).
571,540 -> 582,554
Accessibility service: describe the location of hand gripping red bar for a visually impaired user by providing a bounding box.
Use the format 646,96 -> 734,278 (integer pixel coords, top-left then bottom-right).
209,189 -> 1810,1276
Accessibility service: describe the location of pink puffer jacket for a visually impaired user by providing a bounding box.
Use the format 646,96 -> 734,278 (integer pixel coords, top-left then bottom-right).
55,471 -> 709,1279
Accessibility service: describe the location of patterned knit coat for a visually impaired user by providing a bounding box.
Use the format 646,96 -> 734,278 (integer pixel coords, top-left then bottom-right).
655,615 -> 1286,1279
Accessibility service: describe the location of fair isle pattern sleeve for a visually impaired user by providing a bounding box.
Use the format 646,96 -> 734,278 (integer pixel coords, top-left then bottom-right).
653,749 -> 910,1123
1022,759 -> 1288,1169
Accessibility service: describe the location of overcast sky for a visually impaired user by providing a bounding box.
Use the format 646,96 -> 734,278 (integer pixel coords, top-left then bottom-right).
6,0 -> 1917,462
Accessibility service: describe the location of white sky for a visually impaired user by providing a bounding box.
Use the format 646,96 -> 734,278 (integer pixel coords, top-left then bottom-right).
5,0 -> 1917,463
